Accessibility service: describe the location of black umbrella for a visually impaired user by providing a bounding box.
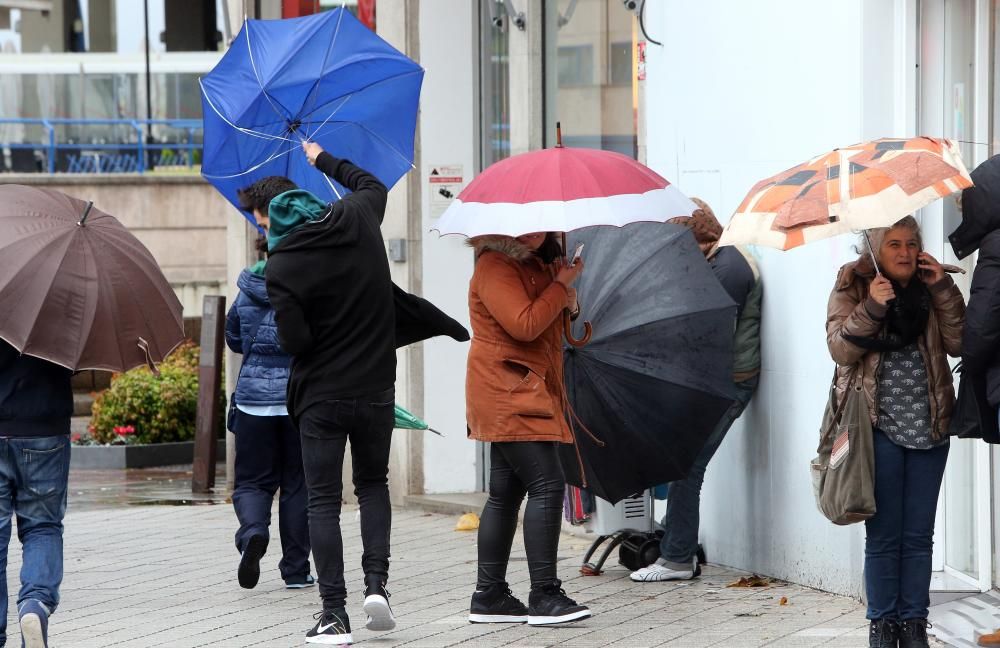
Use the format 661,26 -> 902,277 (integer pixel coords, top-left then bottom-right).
560,222 -> 738,503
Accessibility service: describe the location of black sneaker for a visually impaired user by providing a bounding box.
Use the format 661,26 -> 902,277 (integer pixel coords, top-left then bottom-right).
468,583 -> 528,623
362,575 -> 396,631
305,608 -> 352,645
284,573 -> 316,590
527,581 -> 591,626
237,534 -> 267,589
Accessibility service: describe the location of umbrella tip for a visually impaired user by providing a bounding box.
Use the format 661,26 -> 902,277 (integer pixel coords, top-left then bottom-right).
556,121 -> 563,148
77,201 -> 94,227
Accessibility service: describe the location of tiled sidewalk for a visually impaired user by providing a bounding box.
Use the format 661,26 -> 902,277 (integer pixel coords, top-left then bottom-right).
0,479 -> 898,648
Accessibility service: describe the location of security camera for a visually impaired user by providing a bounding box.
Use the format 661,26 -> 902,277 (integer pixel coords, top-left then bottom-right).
622,0 -> 638,10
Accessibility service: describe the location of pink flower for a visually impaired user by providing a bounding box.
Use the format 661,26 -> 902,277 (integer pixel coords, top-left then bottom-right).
71,433 -> 81,443
114,425 -> 136,437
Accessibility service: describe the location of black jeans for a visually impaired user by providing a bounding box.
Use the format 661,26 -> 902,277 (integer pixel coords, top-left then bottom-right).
297,388 -> 394,611
231,411 -> 311,580
477,441 -> 565,590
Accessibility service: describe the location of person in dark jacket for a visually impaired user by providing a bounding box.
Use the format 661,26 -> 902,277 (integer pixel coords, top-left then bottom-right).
631,198 -> 762,583
242,141 -> 468,646
224,233 -> 311,593
949,157 -> 1000,443
0,339 -> 73,648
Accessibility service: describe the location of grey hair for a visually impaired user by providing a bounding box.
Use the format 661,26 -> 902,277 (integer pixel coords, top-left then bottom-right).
854,215 -> 922,259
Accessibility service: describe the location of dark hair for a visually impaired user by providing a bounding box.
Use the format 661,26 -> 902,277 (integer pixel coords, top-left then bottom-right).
237,176 -> 298,215
254,233 -> 268,258
536,233 -> 563,264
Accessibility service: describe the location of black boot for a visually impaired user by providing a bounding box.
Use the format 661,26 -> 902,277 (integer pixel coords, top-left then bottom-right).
899,618 -> 931,648
869,618 -> 899,648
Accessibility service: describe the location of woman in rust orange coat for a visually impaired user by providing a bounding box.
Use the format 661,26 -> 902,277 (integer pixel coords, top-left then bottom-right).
464,231 -> 591,627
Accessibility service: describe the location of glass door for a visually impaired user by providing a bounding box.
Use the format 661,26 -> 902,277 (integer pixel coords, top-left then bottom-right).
919,0 -> 992,594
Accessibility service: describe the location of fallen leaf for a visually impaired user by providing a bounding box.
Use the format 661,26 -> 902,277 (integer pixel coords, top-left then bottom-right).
779,597 -> 788,606
455,512 -> 480,531
978,630 -> 1000,646
727,575 -> 771,588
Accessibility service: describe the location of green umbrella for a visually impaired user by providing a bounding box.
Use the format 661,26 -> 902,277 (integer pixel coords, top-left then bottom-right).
394,404 -> 443,436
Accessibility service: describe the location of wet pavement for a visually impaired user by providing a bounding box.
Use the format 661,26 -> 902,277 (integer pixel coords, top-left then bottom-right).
67,463 -> 230,510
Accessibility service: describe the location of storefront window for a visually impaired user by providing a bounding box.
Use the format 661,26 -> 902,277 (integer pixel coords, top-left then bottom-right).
479,0 -> 511,167
544,0 -> 635,156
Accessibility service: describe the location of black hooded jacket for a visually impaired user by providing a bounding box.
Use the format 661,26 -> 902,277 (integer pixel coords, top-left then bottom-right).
0,339 -> 73,437
266,153 -> 468,420
949,157 -> 1000,442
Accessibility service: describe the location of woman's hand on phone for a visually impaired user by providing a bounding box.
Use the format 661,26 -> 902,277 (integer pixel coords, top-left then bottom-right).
917,251 -> 944,285
555,257 -> 584,287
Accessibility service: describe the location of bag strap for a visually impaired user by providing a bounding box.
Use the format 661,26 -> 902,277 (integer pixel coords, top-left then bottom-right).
830,362 -> 864,428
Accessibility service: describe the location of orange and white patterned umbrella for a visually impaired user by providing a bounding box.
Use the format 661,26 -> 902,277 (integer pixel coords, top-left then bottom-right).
719,137 -> 973,250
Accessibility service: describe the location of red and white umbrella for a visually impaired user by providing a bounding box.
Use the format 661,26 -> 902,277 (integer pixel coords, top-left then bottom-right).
433,142 -> 697,238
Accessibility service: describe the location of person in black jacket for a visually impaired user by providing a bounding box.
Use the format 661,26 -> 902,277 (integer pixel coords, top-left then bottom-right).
240,141 -> 468,645
949,157 -> 1000,444
0,339 -> 74,648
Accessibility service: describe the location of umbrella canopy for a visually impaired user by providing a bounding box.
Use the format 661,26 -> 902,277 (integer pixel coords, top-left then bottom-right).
393,404 -> 442,436
200,9 -> 423,222
719,137 -> 973,250
433,145 -> 697,238
560,222 -> 738,503
0,185 -> 184,371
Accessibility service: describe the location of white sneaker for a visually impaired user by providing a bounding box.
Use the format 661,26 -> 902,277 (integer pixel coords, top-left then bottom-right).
629,558 -> 696,582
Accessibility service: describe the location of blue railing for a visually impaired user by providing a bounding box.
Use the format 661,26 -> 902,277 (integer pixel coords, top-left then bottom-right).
0,118 -> 202,174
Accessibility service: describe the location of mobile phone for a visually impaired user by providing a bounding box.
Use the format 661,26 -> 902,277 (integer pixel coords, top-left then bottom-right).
571,243 -> 585,265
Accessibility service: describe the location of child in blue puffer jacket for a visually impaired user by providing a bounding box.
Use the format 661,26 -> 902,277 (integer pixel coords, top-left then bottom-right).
225,237 -> 312,591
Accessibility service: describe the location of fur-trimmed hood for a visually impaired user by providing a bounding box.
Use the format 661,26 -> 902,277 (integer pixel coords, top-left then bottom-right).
467,235 -> 533,261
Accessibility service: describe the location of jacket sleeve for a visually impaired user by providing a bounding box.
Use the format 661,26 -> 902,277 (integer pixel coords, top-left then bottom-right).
477,255 -> 569,343
928,275 -> 965,358
265,264 -> 315,357
963,238 -> 1000,373
315,152 -> 388,225
826,273 -> 885,367
224,298 -> 243,354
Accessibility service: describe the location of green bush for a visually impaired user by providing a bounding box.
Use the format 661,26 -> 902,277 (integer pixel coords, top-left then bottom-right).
88,342 -> 222,445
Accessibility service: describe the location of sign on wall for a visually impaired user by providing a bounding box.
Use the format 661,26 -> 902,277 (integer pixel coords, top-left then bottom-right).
428,164 -> 464,219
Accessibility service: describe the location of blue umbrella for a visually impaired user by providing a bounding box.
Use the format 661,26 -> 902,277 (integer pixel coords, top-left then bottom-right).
200,9 -> 423,223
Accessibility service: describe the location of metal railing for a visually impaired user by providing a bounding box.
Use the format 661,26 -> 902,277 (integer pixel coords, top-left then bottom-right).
0,118 -> 203,174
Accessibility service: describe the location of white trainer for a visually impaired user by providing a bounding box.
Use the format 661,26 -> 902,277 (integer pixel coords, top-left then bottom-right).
629,558 -> 696,582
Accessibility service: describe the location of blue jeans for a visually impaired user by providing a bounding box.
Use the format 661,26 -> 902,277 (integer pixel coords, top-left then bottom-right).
0,436 -> 70,646
659,376 -> 759,568
865,429 -> 949,621
231,411 -> 311,580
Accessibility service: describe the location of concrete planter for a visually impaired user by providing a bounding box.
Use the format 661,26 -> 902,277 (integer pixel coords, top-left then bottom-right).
70,440 -> 225,470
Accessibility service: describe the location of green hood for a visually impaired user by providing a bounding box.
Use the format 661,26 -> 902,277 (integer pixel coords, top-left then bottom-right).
248,260 -> 266,276
266,189 -> 330,251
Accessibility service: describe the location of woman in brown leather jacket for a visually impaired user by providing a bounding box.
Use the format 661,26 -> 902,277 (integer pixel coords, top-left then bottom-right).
464,231 -> 591,627
826,216 -> 964,648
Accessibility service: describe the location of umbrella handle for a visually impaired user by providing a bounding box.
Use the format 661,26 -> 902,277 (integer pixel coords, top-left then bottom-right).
564,310 -> 592,347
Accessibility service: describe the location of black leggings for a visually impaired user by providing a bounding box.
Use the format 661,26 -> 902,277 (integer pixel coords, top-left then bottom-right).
477,441 -> 565,589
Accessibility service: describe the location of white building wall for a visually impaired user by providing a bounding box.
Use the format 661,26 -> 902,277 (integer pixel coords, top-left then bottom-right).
641,0 -> 902,597
418,0 -> 477,493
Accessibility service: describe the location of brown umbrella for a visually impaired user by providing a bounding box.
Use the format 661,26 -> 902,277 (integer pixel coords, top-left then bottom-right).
0,185 -> 184,372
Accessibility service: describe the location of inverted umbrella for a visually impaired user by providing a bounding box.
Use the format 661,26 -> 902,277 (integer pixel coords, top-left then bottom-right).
0,185 -> 184,371
560,222 -> 737,503
200,9 -> 423,221
719,137 -> 972,251
393,404 -> 442,436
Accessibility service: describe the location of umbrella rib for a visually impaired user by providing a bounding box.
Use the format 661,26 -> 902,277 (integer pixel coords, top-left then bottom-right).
298,8 -> 345,130
199,78 -> 298,144
201,141 -> 298,180
17,231 -> 79,361
354,122 -> 416,170
298,68 -> 424,126
305,94 -> 353,142
244,21 -> 294,124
